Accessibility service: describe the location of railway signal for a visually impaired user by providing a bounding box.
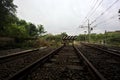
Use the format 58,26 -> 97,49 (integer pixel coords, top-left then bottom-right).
62,36 -> 77,45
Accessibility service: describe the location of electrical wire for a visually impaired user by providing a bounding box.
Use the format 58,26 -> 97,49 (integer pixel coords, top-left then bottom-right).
95,17 -> 119,28
82,0 -> 104,25
81,0 -> 99,25
94,14 -> 118,26
87,0 -> 103,19
90,0 -> 120,25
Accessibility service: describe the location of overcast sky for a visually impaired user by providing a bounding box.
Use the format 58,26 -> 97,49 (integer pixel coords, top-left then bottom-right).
13,0 -> 120,35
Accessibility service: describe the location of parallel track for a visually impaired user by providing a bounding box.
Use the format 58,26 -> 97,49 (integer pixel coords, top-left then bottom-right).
79,43 -> 120,80
0,47 -> 53,80
0,48 -> 40,63
8,45 -> 106,80
81,43 -> 120,57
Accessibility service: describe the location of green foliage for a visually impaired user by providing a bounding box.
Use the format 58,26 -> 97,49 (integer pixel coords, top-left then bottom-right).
41,33 -> 68,47
25,23 -> 38,37
17,19 -> 27,26
77,34 -> 86,41
61,32 -> 68,36
0,0 -> 17,33
77,32 -> 120,46
37,25 -> 46,36
0,0 -> 17,14
6,24 -> 29,38
105,32 -> 120,45
0,0 -> 48,48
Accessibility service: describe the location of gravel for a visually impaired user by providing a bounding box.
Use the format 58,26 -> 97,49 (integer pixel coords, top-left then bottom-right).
0,47 -> 54,80
0,48 -> 26,56
27,46 -> 93,80
78,44 -> 120,80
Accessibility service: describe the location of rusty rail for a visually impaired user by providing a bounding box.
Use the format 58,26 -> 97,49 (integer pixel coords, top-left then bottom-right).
8,45 -> 64,80
0,48 -> 42,63
82,43 -> 120,57
73,46 -> 107,80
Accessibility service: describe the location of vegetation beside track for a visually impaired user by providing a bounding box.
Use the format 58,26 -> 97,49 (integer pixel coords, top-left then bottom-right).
77,31 -> 120,47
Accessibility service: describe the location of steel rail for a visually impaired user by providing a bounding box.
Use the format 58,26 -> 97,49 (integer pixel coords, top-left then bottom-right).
82,43 -> 120,57
73,46 -> 107,80
8,45 -> 64,80
0,47 -> 47,63
0,49 -> 38,59
0,48 -> 42,64
108,49 -> 120,54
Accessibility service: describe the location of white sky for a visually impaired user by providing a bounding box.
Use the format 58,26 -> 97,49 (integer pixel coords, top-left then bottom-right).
14,0 -> 120,35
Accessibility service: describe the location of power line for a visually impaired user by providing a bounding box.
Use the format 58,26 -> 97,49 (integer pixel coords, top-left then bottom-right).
96,18 -> 119,28
92,16 -> 119,31
82,0 -> 104,25
81,0 -> 99,25
90,0 -> 120,25
87,0 -> 103,19
94,14 -> 118,26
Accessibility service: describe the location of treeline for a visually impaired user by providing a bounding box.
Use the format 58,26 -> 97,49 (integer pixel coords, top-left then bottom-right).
0,0 -> 68,49
0,0 -> 46,49
3,19 -> 46,39
0,0 -> 119,49
0,0 -> 46,38
77,31 -> 120,46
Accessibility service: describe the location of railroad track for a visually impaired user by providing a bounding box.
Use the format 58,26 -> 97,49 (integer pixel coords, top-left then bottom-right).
81,43 -> 120,57
79,43 -> 120,80
0,48 -> 40,63
0,47 -> 47,64
107,48 -> 120,54
7,45 -> 106,80
0,47 -> 54,80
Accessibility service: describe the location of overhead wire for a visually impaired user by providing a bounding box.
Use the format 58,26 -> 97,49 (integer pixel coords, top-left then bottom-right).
95,17 -> 119,28
82,0 -> 104,25
87,0 -> 103,19
90,0 -> 120,25
81,0 -> 99,25
94,14 -> 118,26
90,13 -> 119,33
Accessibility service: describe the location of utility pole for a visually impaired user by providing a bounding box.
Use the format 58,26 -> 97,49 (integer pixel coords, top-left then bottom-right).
104,30 -> 107,45
80,19 -> 94,43
118,9 -> 120,20
84,31 -> 87,42
88,19 -> 90,43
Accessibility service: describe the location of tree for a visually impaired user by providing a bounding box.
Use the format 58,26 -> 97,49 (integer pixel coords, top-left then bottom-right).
37,25 -> 46,36
0,0 -> 17,33
61,32 -> 68,37
17,20 -> 27,26
77,34 -> 86,41
6,23 -> 28,38
25,23 -> 38,37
